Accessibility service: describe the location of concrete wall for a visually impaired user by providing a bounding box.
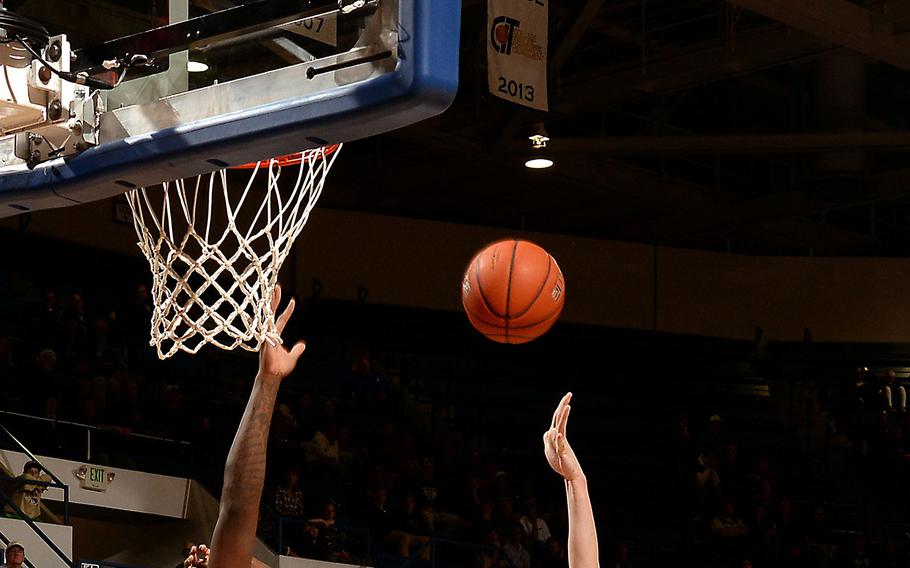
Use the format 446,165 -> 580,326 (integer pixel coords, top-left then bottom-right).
0,451 -> 190,518
4,198 -> 910,343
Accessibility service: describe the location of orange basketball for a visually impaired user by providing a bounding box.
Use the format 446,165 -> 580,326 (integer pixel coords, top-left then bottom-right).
461,239 -> 565,344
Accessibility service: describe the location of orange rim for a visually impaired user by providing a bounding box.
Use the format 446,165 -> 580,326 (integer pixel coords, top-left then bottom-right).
230,143 -> 340,170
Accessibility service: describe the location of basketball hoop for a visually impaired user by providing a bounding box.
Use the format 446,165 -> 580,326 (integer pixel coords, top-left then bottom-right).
125,144 -> 342,359
232,144 -> 341,170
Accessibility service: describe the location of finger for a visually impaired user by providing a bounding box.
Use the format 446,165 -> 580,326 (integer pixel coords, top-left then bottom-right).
543,428 -> 555,446
551,392 -> 570,428
271,284 -> 283,313
289,340 -> 307,361
558,404 -> 571,436
277,296 -> 296,334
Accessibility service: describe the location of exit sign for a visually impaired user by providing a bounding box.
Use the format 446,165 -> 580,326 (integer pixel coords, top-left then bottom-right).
76,465 -> 113,492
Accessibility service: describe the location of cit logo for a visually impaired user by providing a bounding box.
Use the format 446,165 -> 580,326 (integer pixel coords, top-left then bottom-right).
491,16 -> 520,55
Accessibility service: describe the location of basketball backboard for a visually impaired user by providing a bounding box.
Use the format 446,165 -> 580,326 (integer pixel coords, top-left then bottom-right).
0,0 -> 460,216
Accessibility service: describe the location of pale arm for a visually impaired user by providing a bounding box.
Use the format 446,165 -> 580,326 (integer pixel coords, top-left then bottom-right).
543,393 -> 599,568
207,287 -> 306,568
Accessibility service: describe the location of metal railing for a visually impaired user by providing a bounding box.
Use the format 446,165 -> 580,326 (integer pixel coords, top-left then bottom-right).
0,410 -> 191,464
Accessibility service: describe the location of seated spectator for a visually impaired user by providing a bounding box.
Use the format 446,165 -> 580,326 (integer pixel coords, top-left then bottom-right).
306,501 -> 349,563
719,441 -> 746,500
774,498 -> 803,565
476,528 -> 505,568
540,537 -> 568,568
694,451 -> 721,515
470,500 -> 496,543
274,466 -> 305,518
712,500 -> 749,563
500,524 -> 531,568
849,534 -> 872,568
806,506 -> 834,567
698,414 -> 725,455
881,369 -> 907,412
746,502 -> 776,564
880,538 -> 909,568
519,498 -> 551,548
365,488 -> 430,560
394,494 -> 426,538
749,455 -> 776,505
34,394 -> 64,456
711,501 -> 749,539
307,422 -> 340,467
412,458 -> 463,535
308,500 -> 337,529
3,461 -> 52,521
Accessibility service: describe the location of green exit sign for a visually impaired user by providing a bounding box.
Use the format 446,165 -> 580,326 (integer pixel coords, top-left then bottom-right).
77,466 -> 111,492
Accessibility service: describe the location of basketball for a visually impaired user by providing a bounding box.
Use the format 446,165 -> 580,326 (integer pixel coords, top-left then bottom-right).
462,239 -> 565,344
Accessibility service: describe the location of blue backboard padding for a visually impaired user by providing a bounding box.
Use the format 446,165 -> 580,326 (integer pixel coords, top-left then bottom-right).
0,0 -> 461,216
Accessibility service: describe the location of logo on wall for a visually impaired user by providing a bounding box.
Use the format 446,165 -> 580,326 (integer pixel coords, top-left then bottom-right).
489,15 -> 545,61
490,16 -> 520,54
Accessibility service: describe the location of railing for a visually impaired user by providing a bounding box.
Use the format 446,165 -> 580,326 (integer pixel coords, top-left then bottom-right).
0,410 -> 191,463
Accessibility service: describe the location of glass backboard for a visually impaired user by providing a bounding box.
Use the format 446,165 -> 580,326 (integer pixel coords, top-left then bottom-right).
0,0 -> 461,215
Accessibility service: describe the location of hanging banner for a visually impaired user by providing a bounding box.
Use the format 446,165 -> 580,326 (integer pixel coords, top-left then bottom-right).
487,0 -> 549,111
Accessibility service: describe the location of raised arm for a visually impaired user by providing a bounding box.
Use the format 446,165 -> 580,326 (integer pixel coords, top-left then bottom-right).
543,393 -> 599,568
207,286 -> 307,568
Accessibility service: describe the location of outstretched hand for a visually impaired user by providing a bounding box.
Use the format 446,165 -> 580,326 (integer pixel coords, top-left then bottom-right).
543,392 -> 584,481
258,285 -> 307,382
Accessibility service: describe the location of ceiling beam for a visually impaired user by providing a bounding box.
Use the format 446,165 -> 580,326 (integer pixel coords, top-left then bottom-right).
507,131 -> 910,155
726,0 -> 910,70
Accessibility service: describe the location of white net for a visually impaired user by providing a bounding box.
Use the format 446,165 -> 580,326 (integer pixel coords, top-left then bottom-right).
126,144 -> 341,359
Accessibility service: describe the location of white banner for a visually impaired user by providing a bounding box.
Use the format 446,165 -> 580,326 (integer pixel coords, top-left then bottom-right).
487,0 -> 548,111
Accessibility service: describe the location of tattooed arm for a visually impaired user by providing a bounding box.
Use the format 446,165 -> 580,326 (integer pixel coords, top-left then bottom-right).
207,286 -> 307,568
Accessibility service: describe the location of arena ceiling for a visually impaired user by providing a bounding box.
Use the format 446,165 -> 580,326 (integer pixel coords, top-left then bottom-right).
19,0 -> 910,257
331,0 -> 910,257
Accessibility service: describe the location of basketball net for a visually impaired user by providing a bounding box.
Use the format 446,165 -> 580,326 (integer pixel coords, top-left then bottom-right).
126,144 -> 341,359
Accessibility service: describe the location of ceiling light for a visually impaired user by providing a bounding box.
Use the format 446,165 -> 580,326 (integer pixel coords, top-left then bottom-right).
524,157 -> 554,169
187,60 -> 209,73
525,131 -> 554,169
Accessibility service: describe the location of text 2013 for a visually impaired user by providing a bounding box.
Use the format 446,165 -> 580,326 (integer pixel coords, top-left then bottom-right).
498,76 -> 535,102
